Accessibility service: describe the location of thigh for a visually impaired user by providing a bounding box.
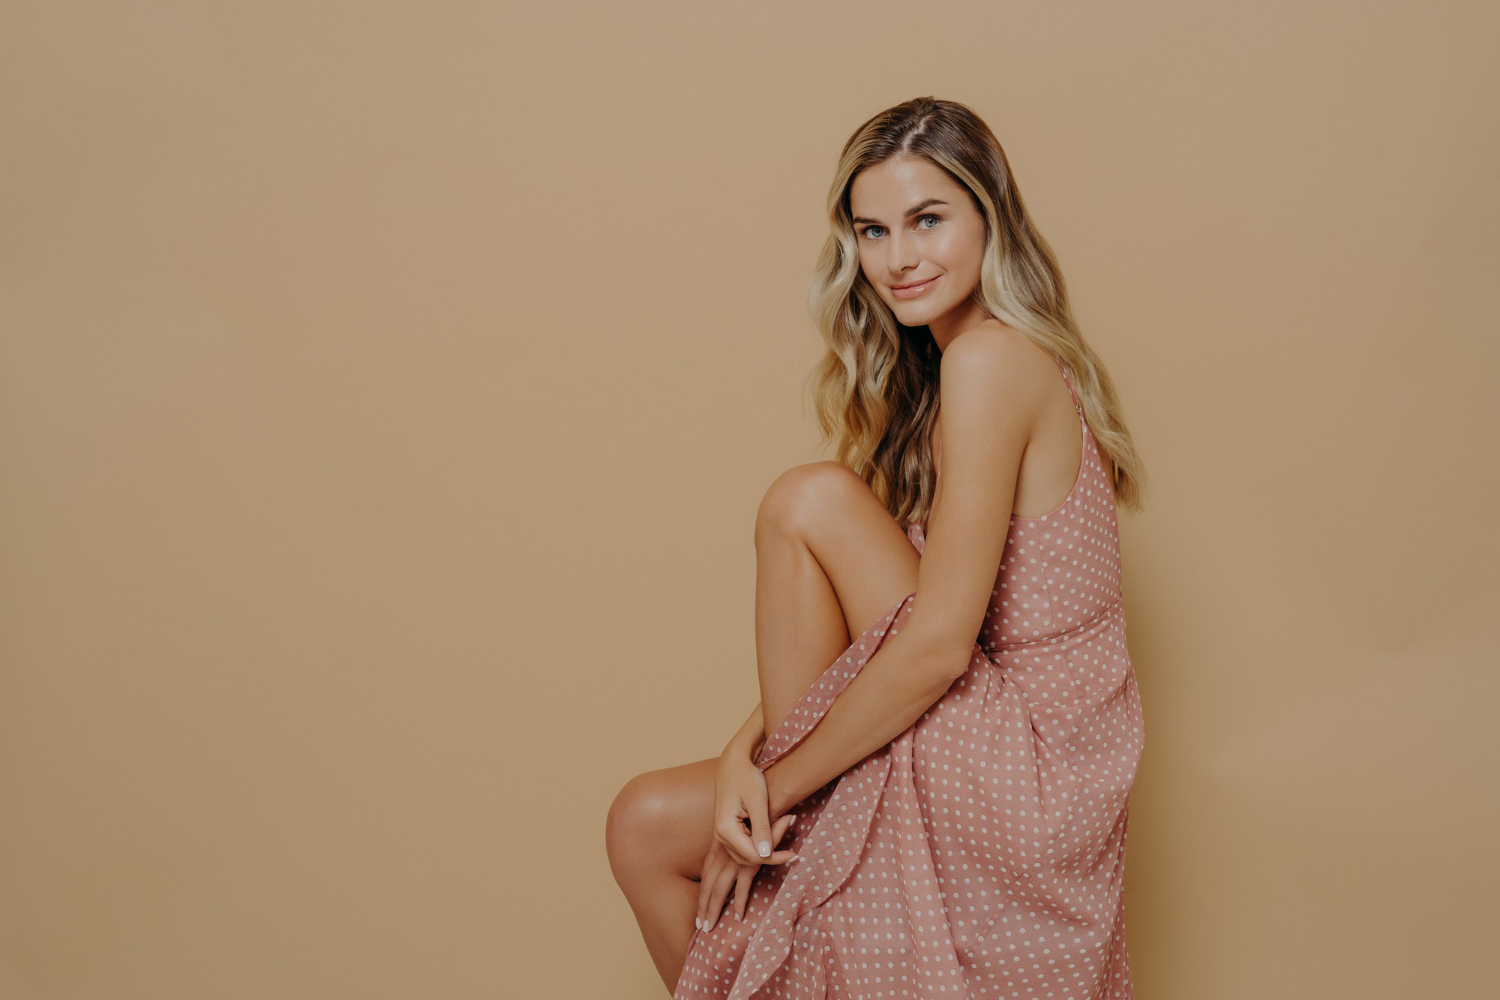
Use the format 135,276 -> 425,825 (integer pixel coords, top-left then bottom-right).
759,461 -> 923,641
615,756 -> 718,880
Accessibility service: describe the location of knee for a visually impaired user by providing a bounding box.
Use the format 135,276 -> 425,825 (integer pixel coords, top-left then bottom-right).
605,769 -> 672,877
755,461 -> 863,541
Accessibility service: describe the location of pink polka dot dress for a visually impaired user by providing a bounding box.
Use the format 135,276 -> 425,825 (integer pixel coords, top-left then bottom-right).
674,352 -> 1145,999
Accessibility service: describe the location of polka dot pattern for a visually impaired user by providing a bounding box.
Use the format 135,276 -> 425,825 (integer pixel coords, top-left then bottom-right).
674,354 -> 1145,999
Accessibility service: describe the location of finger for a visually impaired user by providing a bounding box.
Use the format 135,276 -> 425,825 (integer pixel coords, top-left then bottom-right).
694,855 -> 714,928
717,814 -> 802,868
734,865 -> 755,920
747,796 -> 775,863
717,819 -> 765,868
695,851 -> 727,929
702,862 -> 738,933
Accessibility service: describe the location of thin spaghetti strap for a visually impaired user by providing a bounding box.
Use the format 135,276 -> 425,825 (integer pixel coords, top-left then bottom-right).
1051,352 -> 1083,412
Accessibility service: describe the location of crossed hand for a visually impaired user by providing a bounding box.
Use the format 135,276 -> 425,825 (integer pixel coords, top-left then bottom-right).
694,751 -> 799,933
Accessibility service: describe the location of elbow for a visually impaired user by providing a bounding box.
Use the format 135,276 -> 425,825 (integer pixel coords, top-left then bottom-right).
905,614 -> 980,682
921,637 -> 977,682
932,652 -> 975,682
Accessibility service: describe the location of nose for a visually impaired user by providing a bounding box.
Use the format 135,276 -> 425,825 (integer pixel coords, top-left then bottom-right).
887,230 -> 920,277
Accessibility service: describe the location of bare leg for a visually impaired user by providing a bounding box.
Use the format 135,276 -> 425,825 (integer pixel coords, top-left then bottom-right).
605,757 -> 718,992
606,461 -> 920,993
753,461 -> 921,737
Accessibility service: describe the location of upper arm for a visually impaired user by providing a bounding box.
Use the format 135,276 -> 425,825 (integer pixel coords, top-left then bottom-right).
907,332 -> 1048,675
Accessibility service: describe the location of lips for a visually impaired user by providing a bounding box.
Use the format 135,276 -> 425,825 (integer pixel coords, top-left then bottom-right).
890,275 -> 940,299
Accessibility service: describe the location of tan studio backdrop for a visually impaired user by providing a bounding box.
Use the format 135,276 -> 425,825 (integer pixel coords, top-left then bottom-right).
1,2 -> 1496,998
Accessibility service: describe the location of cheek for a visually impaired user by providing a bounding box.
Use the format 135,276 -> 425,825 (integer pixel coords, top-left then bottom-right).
936,229 -> 984,276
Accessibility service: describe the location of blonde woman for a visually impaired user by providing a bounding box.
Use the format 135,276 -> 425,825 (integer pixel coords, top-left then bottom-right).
608,96 -> 1148,1000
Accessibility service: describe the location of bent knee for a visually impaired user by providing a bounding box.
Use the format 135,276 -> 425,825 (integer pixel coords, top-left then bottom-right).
756,461 -> 867,538
605,769 -> 677,870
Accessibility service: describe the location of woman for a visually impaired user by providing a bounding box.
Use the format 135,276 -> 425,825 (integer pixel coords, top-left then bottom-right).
607,96 -> 1148,999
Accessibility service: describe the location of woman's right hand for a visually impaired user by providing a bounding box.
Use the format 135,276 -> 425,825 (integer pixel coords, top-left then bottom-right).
695,746 -> 798,933
711,744 -> 798,869
694,816 -> 796,933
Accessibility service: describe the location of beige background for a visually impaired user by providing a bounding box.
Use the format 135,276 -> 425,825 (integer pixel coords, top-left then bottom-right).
2,2 -> 1496,997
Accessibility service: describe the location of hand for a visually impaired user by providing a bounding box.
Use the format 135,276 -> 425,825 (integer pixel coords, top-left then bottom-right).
695,814 -> 796,933
712,743 -> 799,868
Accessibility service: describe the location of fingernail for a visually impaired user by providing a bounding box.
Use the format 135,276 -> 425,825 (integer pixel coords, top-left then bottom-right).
758,840 -> 771,857
695,917 -> 703,930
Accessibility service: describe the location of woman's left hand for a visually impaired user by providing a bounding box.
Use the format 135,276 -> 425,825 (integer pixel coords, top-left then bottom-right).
694,812 -> 796,933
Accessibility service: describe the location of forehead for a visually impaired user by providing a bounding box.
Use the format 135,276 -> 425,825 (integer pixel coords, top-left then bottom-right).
849,157 -> 963,214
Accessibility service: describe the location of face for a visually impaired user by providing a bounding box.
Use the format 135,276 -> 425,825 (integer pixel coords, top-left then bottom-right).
849,156 -> 991,349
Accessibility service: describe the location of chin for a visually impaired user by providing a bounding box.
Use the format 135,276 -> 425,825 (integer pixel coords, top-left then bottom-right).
892,301 -> 948,326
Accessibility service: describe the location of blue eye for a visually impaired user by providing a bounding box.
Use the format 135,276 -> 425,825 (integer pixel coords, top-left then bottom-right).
858,214 -> 941,240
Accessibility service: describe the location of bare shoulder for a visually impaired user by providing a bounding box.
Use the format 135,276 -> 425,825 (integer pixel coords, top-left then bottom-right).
939,323 -> 1058,414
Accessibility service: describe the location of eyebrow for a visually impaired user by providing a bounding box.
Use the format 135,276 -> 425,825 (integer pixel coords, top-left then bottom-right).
851,198 -> 950,225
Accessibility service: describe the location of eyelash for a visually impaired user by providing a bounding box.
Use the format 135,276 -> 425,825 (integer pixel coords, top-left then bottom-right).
858,214 -> 941,240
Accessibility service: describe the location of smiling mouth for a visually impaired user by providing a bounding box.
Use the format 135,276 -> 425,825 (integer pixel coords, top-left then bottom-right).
890,275 -> 939,298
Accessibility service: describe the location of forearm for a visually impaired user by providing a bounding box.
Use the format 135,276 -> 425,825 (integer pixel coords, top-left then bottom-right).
722,700 -> 766,760
761,629 -> 962,821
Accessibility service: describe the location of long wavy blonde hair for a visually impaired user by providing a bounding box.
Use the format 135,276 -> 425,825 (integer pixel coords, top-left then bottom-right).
805,96 -> 1147,528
